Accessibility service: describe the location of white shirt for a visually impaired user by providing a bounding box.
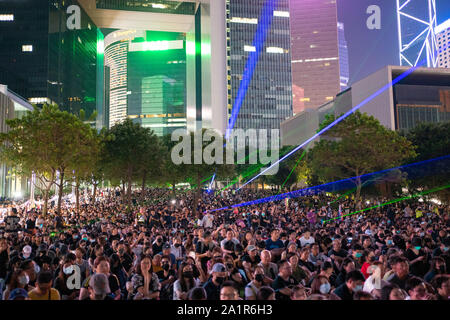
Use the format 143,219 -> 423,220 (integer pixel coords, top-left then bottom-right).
202,214 -> 214,228
299,236 -> 315,247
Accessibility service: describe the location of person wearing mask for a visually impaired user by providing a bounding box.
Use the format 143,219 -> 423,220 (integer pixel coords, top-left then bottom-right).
245,266 -> 265,300
333,270 -> 365,300
54,254 -> 79,300
203,263 -> 228,300
157,255 -> 176,300
173,262 -> 201,300
271,260 -> 298,300
310,275 -> 340,300
28,271 -> 60,300
405,237 -> 429,278
2,268 -> 33,300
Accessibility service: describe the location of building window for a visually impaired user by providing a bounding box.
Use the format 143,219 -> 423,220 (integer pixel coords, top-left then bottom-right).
22,45 -> 33,52
244,45 -> 256,52
230,17 -> 258,24
0,14 -> 14,21
273,11 -> 289,17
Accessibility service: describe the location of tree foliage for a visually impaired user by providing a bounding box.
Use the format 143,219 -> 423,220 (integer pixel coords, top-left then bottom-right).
307,111 -> 417,199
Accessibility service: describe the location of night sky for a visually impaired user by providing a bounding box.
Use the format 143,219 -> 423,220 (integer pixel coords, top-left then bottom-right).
337,0 -> 450,85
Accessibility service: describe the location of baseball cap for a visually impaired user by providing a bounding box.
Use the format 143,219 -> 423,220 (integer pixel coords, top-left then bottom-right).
89,273 -> 111,295
211,263 -> 227,273
9,288 -> 28,300
246,245 -> 257,252
163,243 -> 171,250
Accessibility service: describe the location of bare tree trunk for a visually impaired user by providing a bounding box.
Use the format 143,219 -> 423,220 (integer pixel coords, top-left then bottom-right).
75,178 -> 80,214
93,183 -> 97,201
121,180 -> 126,203
356,176 -> 362,201
57,169 -> 65,215
141,171 -> 147,202
43,188 -> 50,216
193,174 -> 201,217
172,180 -> 176,195
127,176 -> 132,205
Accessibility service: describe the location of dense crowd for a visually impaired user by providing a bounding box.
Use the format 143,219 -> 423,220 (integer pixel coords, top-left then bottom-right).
0,187 -> 449,301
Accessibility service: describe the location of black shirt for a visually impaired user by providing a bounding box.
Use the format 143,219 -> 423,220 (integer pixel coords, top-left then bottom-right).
272,275 -> 298,300
203,279 -> 221,300
333,283 -> 354,300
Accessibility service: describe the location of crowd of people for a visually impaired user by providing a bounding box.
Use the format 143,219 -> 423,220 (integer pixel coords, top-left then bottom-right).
0,187 -> 448,301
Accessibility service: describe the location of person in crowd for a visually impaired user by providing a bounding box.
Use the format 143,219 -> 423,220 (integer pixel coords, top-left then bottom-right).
431,275 -> 450,300
173,262 -> 201,300
220,281 -> 241,300
203,263 -> 228,300
28,271 -> 60,300
333,270 -> 365,300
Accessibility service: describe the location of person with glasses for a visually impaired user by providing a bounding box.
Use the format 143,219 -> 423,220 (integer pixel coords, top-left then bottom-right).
220,281 -> 240,300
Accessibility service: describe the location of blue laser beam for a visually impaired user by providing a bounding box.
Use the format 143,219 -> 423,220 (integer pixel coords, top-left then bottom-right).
225,0 -> 278,139
208,173 -> 216,192
209,154 -> 450,211
237,42 -> 450,191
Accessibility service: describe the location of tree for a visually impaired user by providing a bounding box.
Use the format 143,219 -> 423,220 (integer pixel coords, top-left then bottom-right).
0,104 -> 93,215
405,121 -> 450,203
307,111 -> 416,200
160,134 -> 187,194
102,119 -> 158,205
171,129 -> 235,217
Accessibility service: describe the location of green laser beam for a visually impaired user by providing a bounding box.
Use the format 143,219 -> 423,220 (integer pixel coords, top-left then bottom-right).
323,184 -> 450,224
279,149 -> 307,192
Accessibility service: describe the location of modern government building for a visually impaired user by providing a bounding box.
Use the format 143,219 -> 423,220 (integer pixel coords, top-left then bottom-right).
0,0 -> 294,137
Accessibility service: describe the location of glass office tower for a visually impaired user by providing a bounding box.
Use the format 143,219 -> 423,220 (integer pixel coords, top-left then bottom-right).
227,0 -> 293,132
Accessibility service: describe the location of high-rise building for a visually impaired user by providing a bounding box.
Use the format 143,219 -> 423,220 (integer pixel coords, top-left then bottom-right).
1,0 -> 294,137
289,0 -> 341,112
396,0 -> 439,68
226,0 -> 293,135
436,19 -> 450,68
338,22 -> 350,91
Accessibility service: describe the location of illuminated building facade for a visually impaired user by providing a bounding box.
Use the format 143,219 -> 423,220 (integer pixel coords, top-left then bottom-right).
436,19 -> 450,68
289,0 -> 342,111
226,0 -> 293,133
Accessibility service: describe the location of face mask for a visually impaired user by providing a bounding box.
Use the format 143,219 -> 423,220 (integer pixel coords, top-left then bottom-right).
90,239 -> 95,243
387,240 -> 393,245
443,247 -> 449,252
255,274 -> 265,283
174,243 -> 181,248
82,237 -> 88,241
353,285 -> 363,293
215,276 -> 226,285
438,266 -> 446,273
74,235 -> 79,239
34,263 -> 41,274
355,252 -> 362,258
19,275 -> 30,285
320,283 -> 331,294
162,264 -> 170,271
414,246 -> 421,251
63,265 -> 74,275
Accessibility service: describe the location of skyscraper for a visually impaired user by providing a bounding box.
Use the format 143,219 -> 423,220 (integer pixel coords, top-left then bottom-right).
289,0 -> 341,111
226,0 -> 293,135
396,0 -> 439,67
338,22 -> 350,91
436,19 -> 450,68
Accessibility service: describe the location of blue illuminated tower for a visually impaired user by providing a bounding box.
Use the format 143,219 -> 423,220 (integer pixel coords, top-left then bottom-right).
396,0 -> 439,67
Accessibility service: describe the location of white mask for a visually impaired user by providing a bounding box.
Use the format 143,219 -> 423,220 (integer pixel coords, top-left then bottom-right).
63,265 -> 74,275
